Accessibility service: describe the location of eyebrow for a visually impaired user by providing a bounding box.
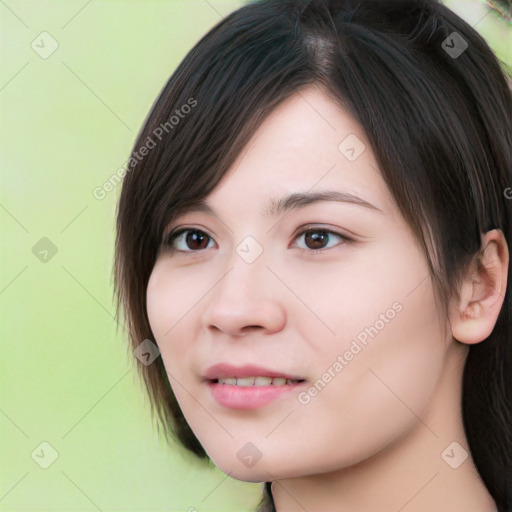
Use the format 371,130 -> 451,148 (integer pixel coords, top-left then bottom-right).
263,190 -> 383,217
172,190 -> 383,220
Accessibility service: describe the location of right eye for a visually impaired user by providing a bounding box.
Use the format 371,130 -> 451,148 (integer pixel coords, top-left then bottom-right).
162,228 -> 216,253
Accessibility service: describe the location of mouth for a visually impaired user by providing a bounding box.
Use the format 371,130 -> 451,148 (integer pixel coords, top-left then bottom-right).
203,363 -> 306,384
211,376 -> 305,386
203,364 -> 307,409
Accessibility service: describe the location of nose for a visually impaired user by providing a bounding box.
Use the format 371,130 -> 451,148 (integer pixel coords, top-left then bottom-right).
201,254 -> 286,337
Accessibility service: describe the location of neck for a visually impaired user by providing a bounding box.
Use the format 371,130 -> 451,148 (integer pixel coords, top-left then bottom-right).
271,343 -> 497,512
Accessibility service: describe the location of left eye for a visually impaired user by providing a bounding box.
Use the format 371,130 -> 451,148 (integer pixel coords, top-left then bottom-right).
294,228 -> 350,253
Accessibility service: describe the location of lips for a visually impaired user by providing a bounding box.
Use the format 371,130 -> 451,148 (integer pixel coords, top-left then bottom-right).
204,363 -> 307,409
203,363 -> 306,382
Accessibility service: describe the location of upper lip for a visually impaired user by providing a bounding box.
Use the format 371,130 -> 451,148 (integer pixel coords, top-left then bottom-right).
203,363 -> 306,382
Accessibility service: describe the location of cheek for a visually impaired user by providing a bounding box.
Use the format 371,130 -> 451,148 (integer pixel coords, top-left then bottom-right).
146,267 -> 204,423
298,281 -> 446,463
146,265 -> 194,363
146,268 -> 170,341
281,254 -> 446,469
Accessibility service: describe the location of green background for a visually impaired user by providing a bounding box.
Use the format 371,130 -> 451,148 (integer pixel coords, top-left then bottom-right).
0,1 -> 509,511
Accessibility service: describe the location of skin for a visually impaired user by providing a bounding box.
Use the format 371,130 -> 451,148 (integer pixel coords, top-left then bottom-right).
146,86 -> 508,511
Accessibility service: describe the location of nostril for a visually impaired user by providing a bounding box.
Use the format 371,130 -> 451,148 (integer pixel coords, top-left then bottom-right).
241,325 -> 263,333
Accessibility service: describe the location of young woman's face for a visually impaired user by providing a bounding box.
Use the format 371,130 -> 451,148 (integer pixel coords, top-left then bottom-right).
146,86 -> 451,482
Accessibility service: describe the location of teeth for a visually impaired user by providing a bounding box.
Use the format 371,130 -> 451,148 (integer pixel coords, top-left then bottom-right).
217,376 -> 302,386
254,376 -> 272,386
236,377 -> 254,387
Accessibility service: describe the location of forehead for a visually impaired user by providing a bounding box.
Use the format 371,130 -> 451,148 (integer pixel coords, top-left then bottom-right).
202,87 -> 395,217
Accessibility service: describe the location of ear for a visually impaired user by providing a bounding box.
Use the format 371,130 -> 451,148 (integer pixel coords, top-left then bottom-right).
449,229 -> 509,345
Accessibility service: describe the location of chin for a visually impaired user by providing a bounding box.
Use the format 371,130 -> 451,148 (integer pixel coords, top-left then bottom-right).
211,453 -> 304,483
213,460 -> 268,482
230,470 -> 269,483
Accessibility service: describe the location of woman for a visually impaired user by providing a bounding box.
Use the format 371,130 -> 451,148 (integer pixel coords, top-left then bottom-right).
114,1 -> 511,510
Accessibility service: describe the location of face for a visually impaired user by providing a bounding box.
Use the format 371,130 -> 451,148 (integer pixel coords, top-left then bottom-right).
146,86 -> 449,482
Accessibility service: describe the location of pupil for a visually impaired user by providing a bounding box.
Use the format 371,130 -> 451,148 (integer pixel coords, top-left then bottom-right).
187,230 -> 208,250
306,230 -> 327,249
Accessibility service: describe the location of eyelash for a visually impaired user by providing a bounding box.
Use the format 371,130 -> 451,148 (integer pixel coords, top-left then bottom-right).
161,226 -> 353,256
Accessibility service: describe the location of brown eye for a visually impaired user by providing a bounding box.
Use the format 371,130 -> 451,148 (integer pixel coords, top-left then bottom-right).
164,229 -> 214,252
295,228 -> 351,255
304,230 -> 330,250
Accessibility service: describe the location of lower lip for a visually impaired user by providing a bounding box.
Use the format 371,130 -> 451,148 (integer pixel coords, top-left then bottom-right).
207,381 -> 306,409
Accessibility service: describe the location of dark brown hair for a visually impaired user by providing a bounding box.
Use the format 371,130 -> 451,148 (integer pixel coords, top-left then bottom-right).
114,1 -> 512,510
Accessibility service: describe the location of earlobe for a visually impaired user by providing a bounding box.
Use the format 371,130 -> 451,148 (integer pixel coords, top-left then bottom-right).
449,229 -> 509,345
